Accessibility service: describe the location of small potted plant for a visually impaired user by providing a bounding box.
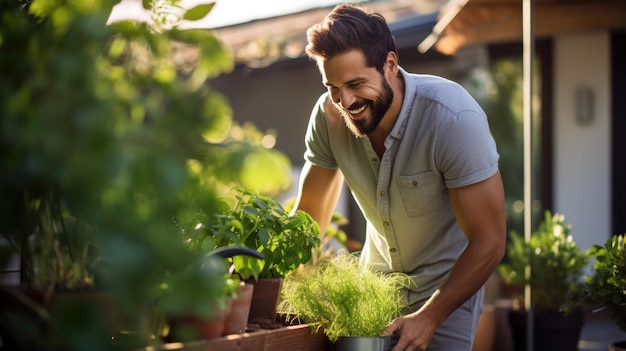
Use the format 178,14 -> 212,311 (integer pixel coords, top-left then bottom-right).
278,250 -> 411,351
190,187 -> 321,324
159,254 -> 233,342
161,247 -> 263,342
580,234 -> 626,351
497,210 -> 589,351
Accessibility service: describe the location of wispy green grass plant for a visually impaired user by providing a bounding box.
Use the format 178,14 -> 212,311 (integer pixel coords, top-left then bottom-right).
278,250 -> 411,342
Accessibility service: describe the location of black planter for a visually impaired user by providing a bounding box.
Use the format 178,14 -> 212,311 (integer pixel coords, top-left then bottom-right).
508,308 -> 584,351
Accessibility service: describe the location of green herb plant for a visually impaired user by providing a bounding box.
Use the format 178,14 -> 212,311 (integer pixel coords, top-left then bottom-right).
278,250 -> 411,342
190,188 -> 321,280
498,210 -> 589,313
289,211 -> 350,278
581,234 -> 626,332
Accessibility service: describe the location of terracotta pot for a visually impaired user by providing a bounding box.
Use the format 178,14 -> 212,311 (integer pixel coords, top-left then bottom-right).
222,282 -> 254,335
245,277 -> 283,324
167,306 -> 228,342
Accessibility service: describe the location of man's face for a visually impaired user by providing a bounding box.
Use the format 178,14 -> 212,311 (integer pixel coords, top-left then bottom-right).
317,49 -> 394,137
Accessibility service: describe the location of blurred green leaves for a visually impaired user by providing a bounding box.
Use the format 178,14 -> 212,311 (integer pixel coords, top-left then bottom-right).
0,0 -> 293,348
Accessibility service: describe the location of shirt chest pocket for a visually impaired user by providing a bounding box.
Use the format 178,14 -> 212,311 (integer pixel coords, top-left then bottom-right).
397,172 -> 446,217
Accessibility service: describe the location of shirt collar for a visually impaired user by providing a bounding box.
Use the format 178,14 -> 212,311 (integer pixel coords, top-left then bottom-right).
388,67 -> 417,141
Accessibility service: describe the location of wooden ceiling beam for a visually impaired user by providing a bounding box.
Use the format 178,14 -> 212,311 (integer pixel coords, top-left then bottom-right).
433,0 -> 626,55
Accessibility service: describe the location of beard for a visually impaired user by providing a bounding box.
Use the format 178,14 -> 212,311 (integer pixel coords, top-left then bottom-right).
333,78 -> 394,138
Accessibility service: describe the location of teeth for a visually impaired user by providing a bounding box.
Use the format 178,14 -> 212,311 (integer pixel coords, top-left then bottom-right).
348,105 -> 366,115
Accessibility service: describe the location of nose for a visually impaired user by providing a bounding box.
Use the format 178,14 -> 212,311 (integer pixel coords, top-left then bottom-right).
338,89 -> 356,110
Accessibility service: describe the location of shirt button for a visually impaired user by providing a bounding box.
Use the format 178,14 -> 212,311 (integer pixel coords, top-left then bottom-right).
389,247 -> 397,253
380,191 -> 385,196
372,158 -> 377,163
412,180 -> 418,186
383,222 -> 390,227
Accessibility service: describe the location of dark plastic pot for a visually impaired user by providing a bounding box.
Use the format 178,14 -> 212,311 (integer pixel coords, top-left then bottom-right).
508,307 -> 584,351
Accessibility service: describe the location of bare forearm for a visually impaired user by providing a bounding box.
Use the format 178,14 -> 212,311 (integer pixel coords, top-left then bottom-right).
291,162 -> 344,236
417,238 -> 504,323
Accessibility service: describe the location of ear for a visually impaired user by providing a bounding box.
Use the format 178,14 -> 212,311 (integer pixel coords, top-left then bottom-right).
384,51 -> 399,77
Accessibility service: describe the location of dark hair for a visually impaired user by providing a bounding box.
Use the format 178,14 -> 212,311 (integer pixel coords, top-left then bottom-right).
305,4 -> 397,73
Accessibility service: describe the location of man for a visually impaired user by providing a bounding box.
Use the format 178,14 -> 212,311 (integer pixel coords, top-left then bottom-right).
291,4 -> 506,351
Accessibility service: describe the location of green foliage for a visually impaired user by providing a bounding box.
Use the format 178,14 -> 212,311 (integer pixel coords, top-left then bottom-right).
0,0 -> 293,348
582,234 -> 626,332
198,122 -> 293,196
189,188 -> 321,280
278,251 -> 411,342
498,211 -> 589,313
28,207 -> 96,291
289,210 -> 349,278
144,0 -> 215,33
1,0 -> 226,285
183,3 -> 214,21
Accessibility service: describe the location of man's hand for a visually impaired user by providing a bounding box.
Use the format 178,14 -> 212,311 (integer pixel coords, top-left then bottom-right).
384,310 -> 439,351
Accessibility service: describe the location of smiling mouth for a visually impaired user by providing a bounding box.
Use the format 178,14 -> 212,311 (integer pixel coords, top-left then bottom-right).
347,104 -> 367,116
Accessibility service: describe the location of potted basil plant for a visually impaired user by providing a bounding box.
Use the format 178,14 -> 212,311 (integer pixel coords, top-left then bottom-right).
278,250 -> 410,351
190,188 -> 321,324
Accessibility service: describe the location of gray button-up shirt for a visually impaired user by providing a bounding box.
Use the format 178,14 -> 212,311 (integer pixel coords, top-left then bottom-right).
304,68 -> 499,307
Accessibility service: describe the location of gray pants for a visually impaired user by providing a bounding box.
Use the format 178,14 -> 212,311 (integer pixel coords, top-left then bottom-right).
404,286 -> 484,351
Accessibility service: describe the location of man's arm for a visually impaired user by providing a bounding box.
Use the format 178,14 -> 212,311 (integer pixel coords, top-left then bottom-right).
291,161 -> 344,237
387,171 -> 506,351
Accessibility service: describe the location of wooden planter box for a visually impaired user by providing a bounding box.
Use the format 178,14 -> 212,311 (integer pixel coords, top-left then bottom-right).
146,324 -> 329,351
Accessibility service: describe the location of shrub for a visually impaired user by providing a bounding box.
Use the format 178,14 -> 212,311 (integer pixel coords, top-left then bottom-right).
498,211 -> 588,313
582,234 -> 626,332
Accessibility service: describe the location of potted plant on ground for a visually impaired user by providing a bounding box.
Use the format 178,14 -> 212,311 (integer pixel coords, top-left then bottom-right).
579,234 -> 626,351
497,210 -> 589,351
188,187 -> 321,325
278,250 -> 411,351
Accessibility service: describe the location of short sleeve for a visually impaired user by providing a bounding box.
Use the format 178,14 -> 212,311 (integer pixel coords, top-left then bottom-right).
436,109 -> 500,188
303,94 -> 339,169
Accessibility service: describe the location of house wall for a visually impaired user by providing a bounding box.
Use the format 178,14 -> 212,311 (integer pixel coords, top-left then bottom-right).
211,59 -> 326,166
553,31 -> 612,251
